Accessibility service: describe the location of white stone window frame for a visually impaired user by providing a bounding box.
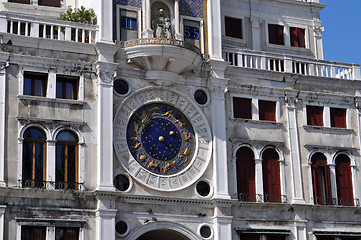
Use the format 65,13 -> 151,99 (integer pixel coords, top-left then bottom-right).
287,23 -> 310,49
16,219 -> 85,240
19,67 -> 85,101
221,14 -> 246,44
18,124 -> 85,190
180,15 -> 204,53
303,103 -> 350,129
306,150 -> 357,205
231,94 -> 280,122
232,143 -> 286,202
116,5 -> 142,41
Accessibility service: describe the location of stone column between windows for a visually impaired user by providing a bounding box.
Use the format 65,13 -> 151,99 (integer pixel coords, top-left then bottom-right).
0,205 -> 5,240
142,0 -> 154,38
351,163 -> 358,205
328,163 -> 338,201
96,64 -> 117,191
254,158 -> 263,202
96,196 -> 116,240
285,94 -> 305,203
207,0 -> 223,60
213,206 -> 233,240
47,71 -> 56,99
0,66 -> 6,186
279,158 -> 286,200
210,78 -> 230,200
250,17 -> 261,51
174,0 -> 181,39
46,140 -> 56,189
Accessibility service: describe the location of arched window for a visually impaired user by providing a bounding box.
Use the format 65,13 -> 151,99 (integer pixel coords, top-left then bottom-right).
23,127 -> 46,188
236,147 -> 256,202
335,154 -> 354,206
311,153 -> 332,205
56,131 -> 78,190
262,148 -> 281,202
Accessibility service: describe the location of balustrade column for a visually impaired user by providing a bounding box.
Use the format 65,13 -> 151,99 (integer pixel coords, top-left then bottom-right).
255,158 -> 263,202
96,64 -> 117,191
0,63 -> 7,187
285,93 -> 305,203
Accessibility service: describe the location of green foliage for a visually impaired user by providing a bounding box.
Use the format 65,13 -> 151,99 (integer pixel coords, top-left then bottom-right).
58,6 -> 97,25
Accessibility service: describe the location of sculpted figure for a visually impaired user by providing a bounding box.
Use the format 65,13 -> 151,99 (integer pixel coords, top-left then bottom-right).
152,8 -> 173,38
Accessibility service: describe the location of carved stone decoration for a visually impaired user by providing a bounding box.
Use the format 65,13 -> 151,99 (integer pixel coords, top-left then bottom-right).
97,69 -> 116,85
151,2 -> 173,38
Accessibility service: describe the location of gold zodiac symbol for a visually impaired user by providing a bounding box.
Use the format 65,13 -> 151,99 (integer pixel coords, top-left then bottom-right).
129,137 -> 140,142
178,148 -> 191,162
162,110 -> 174,119
175,119 -> 185,127
132,142 -> 141,150
134,122 -> 139,133
183,131 -> 192,141
162,161 -> 177,173
138,153 -> 147,162
148,161 -> 160,169
150,106 -> 160,112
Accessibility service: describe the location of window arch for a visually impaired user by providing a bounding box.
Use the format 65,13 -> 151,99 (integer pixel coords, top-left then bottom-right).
236,147 -> 256,202
311,153 -> 332,205
23,127 -> 46,188
262,148 -> 281,202
335,154 -> 354,206
56,130 -> 78,190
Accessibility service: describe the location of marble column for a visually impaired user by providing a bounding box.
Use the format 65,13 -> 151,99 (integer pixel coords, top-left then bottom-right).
96,195 -> 116,240
207,0 -> 223,60
213,206 -> 233,240
255,158 -> 263,202
328,163 -> 337,202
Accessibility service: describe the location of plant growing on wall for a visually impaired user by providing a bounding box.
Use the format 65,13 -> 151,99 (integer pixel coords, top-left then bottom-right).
58,6 -> 97,42
58,6 -> 97,25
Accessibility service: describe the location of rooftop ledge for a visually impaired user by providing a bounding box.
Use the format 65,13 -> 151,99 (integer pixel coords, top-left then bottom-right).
116,38 -> 204,75
223,48 -> 361,81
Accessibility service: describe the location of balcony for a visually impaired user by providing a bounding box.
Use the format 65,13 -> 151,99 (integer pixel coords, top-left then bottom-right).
19,179 -> 85,190
117,38 -> 204,75
223,49 -> 361,80
0,12 -> 98,44
237,193 -> 287,203
313,196 -> 359,206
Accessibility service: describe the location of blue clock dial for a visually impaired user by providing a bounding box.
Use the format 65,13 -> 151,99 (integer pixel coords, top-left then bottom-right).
126,103 -> 195,175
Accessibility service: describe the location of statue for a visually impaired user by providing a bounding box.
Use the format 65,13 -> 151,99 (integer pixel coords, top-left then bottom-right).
152,8 -> 173,38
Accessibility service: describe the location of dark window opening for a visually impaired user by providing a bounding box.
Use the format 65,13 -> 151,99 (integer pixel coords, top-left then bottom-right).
268,24 -> 284,45
56,75 -> 79,100
56,131 -> 78,190
307,106 -> 323,126
55,227 -> 79,240
290,27 -> 305,48
114,79 -> 129,95
196,181 -> 211,197
21,226 -> 46,240
114,174 -> 130,191
8,0 -> 30,4
259,100 -> 276,122
236,147 -> 256,202
233,97 -> 252,119
225,17 -> 242,39
336,154 -> 354,206
330,108 -> 346,128
38,0 -> 61,7
115,221 -> 128,235
262,149 -> 281,203
23,72 -> 47,97
312,153 -> 332,205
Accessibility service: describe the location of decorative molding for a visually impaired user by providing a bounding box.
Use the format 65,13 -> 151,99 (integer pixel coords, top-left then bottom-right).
97,69 -> 116,85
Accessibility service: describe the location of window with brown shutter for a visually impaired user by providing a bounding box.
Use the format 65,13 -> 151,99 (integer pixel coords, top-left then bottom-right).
262,149 -> 281,202
21,226 -> 46,240
225,17 -> 243,39
307,106 -> 323,126
311,153 -> 332,205
330,108 -> 346,128
236,147 -> 256,202
233,97 -> 252,119
268,24 -> 284,45
259,100 -> 276,121
290,27 -> 305,48
335,154 -> 354,206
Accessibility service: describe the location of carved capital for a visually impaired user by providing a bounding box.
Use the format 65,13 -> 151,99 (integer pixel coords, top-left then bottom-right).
211,86 -> 225,99
284,95 -> 297,108
97,69 -> 116,85
313,26 -> 324,38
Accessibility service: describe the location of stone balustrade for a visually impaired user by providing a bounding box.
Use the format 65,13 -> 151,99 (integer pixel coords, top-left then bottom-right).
0,12 -> 98,44
223,49 -> 361,80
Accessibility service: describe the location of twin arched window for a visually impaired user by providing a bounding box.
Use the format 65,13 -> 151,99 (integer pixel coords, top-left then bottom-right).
22,127 -> 79,189
311,152 -> 354,206
236,147 -> 281,202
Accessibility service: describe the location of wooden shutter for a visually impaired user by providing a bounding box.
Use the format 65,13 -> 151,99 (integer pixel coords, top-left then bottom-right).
290,27 -> 298,47
307,106 -> 323,126
277,25 -> 284,45
311,153 -> 332,204
298,28 -> 305,48
236,147 -> 256,200
268,24 -> 277,44
262,149 -> 281,202
233,97 -> 252,119
330,108 -> 346,128
336,154 -> 353,206
259,100 -> 276,121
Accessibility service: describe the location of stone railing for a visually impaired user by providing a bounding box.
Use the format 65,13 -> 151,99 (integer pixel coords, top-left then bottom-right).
116,38 -> 203,56
223,49 -> 361,80
0,12 -> 98,44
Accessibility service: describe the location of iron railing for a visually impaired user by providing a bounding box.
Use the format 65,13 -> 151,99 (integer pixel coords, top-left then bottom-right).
18,179 -> 84,190
313,196 -> 359,206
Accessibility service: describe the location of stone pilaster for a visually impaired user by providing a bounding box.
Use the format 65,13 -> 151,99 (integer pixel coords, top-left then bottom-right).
0,61 -> 8,187
285,92 -> 305,203
254,158 -> 263,202
207,0 -> 223,60
96,62 -> 117,191
95,194 -> 117,240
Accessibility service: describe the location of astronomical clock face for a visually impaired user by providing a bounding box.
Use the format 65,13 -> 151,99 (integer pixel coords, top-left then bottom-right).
114,88 -> 212,191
